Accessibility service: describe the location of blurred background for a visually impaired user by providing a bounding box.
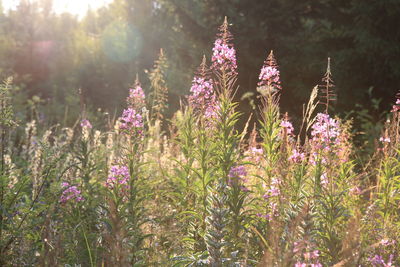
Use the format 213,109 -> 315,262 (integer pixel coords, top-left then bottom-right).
0,0 -> 399,130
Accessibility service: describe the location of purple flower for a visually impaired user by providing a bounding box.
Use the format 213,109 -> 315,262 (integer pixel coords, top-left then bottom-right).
228,165 -> 247,178
211,38 -> 237,73
188,76 -> 219,120
281,119 -> 294,135
259,66 -> 280,88
256,213 -> 271,220
311,113 -> 340,142
228,165 -> 249,192
127,84 -> 146,109
80,119 -> 92,129
289,149 -> 305,163
119,108 -> 144,133
60,182 -> 84,204
257,51 -> 281,90
380,239 -> 396,246
106,165 -> 130,191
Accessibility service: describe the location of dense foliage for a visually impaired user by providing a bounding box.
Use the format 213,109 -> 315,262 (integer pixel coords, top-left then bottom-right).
1,19 -> 399,266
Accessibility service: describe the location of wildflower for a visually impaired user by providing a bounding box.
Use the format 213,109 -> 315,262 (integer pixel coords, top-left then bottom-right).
349,186 -> 362,195
257,51 -> 282,91
263,177 -> 281,198
391,99 -> 400,112
127,83 -> 146,109
228,165 -> 247,178
320,173 -> 329,187
368,254 -> 395,266
304,250 -> 320,260
256,213 -> 270,220
211,38 -> 237,73
228,165 -> 249,192
368,254 -> 386,266
106,165 -> 130,190
281,119 -> 294,135
188,76 -> 219,119
80,119 -> 92,129
211,18 -> 237,73
289,149 -> 305,163
119,108 -> 144,133
380,239 -> 396,246
311,113 -> 340,144
60,182 -> 84,204
379,136 -> 391,143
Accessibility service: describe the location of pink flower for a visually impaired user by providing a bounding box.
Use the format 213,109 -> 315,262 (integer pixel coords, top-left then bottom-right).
80,119 -> 92,129
350,186 -> 362,195
228,165 -> 247,178
211,38 -> 237,73
119,108 -> 144,133
289,149 -> 305,163
228,165 -> 249,192
127,84 -> 146,109
321,173 -> 329,187
380,239 -> 396,246
259,66 -> 281,88
281,119 -> 294,135
60,182 -> 84,204
257,51 -> 281,90
379,137 -> 391,143
391,98 -> 400,112
188,76 -> 219,120
106,165 -> 130,190
311,113 -> 340,143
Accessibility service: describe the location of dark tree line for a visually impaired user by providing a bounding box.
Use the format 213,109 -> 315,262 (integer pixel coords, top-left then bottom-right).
0,0 -> 399,124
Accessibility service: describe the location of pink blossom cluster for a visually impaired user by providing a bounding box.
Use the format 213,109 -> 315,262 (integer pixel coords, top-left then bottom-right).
289,149 -> 305,163
228,165 -> 249,192
293,242 -> 322,267
80,119 -> 92,129
320,172 -> 329,187
188,76 -> 219,119
263,177 -> 281,199
380,239 -> 396,246
311,113 -> 340,143
119,108 -> 144,132
261,177 -> 282,220
379,136 -> 391,143
127,84 -> 146,109
281,119 -> 294,136
211,38 -> 237,73
60,182 -> 84,204
310,113 -> 341,157
106,165 -> 130,190
258,66 -> 281,89
244,146 -> 263,163
391,99 -> 400,112
368,254 -> 394,266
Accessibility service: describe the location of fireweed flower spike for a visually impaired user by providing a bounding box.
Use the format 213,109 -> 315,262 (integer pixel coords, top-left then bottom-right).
127,78 -> 146,110
60,182 -> 84,204
228,165 -> 249,191
106,165 -> 130,192
119,108 -> 144,135
257,50 -> 282,95
188,57 -> 219,120
211,17 -> 237,74
80,119 -> 92,129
